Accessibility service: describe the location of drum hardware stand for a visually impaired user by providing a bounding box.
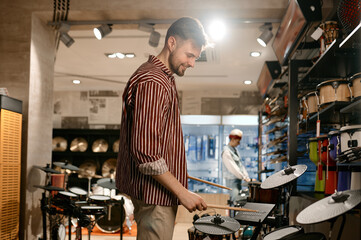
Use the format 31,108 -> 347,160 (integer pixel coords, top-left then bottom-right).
118,197 -> 125,240
327,214 -> 346,240
39,192 -> 48,240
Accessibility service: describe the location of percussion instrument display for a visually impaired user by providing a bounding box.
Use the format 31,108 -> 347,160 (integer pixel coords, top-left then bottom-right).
350,72 -> 361,99
263,225 -> 304,240
70,137 -> 88,152
193,215 -> 240,235
317,135 -> 337,195
328,130 -> 341,161
308,137 -> 319,165
337,168 -> 351,191
78,160 -> 100,179
113,139 -> 120,152
34,164 -> 61,174
305,91 -> 319,115
296,189 -> 361,224
261,165 -> 307,189
92,138 -> 109,152
316,79 -> 351,106
320,21 -> 339,47
102,158 -> 117,178
52,136 -> 67,152
96,204 -> 125,233
340,125 -> 361,153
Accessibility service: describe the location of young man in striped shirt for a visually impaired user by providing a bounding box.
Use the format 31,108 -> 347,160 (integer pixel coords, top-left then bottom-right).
116,17 -> 209,239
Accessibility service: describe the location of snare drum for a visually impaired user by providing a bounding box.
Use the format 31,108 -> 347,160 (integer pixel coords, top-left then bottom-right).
88,195 -> 111,205
69,187 -> 88,201
350,72 -> 361,99
317,79 -> 351,106
263,225 -> 304,240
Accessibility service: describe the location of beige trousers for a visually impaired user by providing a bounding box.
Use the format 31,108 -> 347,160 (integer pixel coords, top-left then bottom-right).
131,197 -> 178,240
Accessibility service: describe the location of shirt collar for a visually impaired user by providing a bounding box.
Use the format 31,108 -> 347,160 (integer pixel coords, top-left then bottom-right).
148,55 -> 174,79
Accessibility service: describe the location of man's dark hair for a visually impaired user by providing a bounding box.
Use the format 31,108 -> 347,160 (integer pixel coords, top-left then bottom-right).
165,17 -> 208,48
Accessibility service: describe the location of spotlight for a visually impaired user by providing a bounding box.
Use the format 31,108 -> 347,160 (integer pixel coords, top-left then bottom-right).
257,23 -> 273,47
60,32 -> 75,47
94,24 -> 112,40
208,19 -> 226,41
250,51 -> 261,57
149,30 -> 161,47
244,80 -> 252,85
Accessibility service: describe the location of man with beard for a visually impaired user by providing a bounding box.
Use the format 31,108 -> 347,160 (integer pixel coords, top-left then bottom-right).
116,17 -> 208,239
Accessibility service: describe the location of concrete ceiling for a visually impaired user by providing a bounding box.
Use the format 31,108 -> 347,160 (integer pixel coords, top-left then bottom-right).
53,0 -> 334,93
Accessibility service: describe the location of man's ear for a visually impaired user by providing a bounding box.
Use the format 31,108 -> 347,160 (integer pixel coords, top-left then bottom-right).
167,36 -> 176,52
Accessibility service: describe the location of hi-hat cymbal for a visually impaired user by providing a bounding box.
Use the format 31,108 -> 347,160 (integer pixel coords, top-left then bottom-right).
261,165 -> 307,189
78,160 -> 98,178
52,137 -> 67,152
70,137 -> 88,152
296,189 -> 361,224
92,138 -> 108,153
194,215 -> 241,235
34,164 -> 61,174
34,185 -> 65,191
97,178 -> 117,190
102,158 -> 117,178
113,139 -> 120,153
53,161 -> 79,171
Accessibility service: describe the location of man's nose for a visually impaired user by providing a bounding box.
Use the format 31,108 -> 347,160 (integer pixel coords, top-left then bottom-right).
188,58 -> 195,68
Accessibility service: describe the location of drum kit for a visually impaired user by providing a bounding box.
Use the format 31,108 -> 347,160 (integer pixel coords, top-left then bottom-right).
190,165 -> 361,240
33,160 -> 132,240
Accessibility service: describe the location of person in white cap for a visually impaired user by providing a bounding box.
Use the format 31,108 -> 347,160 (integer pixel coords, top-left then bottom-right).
222,129 -> 250,201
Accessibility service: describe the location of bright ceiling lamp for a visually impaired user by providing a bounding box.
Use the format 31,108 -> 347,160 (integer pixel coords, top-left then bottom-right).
94,24 -> 112,40
257,23 -> 273,47
250,51 -> 261,57
208,19 -> 226,41
244,80 -> 252,85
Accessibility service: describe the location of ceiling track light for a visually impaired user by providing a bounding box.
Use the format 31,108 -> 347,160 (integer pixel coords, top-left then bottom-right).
149,30 -> 161,47
60,32 -> 74,47
257,23 -> 273,47
94,24 -> 113,40
58,23 -> 74,48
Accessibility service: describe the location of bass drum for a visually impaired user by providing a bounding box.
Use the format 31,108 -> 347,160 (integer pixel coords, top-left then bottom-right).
96,204 -> 125,233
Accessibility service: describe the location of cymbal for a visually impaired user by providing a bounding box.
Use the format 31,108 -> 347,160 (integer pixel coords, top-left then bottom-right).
97,178 -> 117,190
53,161 -> 79,171
34,164 -> 61,174
78,160 -> 101,178
261,165 -> 307,189
34,185 -> 65,191
92,138 -> 108,153
70,137 -> 88,152
102,158 -> 117,178
296,189 -> 361,224
52,137 -> 67,152
258,168 -> 275,174
113,139 -> 120,152
194,215 -> 241,235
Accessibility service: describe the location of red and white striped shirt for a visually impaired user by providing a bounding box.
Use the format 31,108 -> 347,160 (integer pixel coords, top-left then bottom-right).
116,55 -> 188,206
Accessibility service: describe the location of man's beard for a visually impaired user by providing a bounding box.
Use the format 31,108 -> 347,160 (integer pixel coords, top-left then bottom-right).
169,52 -> 185,76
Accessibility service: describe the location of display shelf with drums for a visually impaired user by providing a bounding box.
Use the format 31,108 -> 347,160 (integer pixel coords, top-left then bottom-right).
52,128 -> 120,191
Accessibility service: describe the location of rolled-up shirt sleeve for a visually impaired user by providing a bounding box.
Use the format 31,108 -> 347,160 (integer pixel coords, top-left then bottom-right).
130,79 -> 170,175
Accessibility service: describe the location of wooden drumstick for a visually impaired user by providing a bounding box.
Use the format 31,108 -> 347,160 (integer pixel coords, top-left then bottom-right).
188,175 -> 232,190
207,204 -> 258,212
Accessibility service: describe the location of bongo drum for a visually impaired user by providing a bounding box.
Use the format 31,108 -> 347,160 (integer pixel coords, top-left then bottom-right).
317,79 -> 351,106
305,91 -> 319,116
350,72 -> 361,99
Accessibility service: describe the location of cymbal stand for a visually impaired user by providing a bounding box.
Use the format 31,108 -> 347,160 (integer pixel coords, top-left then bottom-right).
40,192 -> 48,240
327,214 -> 346,240
118,197 -> 125,240
87,176 -> 92,197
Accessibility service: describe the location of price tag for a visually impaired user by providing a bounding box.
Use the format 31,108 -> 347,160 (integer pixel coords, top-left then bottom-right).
316,120 -> 320,137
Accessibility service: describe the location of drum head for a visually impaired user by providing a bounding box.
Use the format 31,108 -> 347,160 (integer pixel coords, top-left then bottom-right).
59,191 -> 77,198
263,226 -> 303,240
89,195 -> 110,201
96,205 -> 125,233
69,187 -> 87,196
